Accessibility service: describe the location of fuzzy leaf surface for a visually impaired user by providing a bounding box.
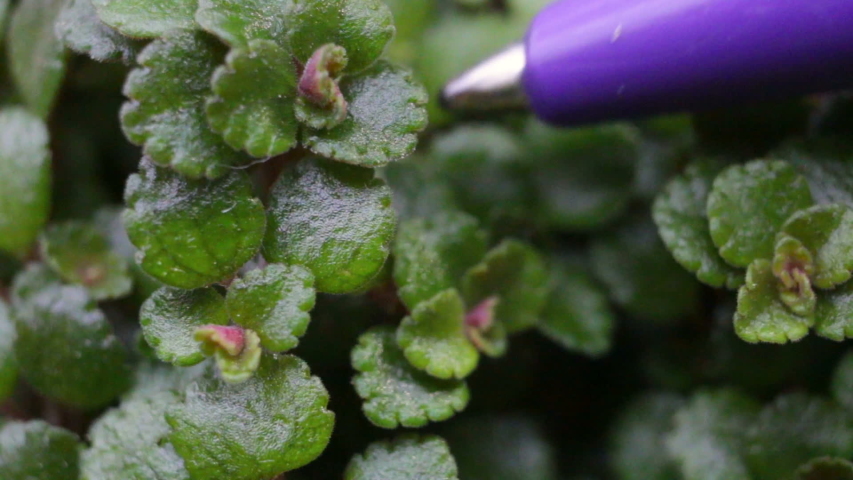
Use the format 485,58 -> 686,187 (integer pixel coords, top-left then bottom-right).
264,159 -> 395,293
140,287 -> 229,366
0,421 -> 81,479
610,393 -> 683,480
345,434 -> 459,480
207,39 -> 298,157
0,301 -> 16,401
123,159 -> 266,289
780,204 -> 853,289
0,108 -> 51,258
653,159 -> 744,289
195,0 -> 292,47
352,326 -> 470,428
735,259 -> 812,343
302,61 -> 428,167
392,211 -> 487,310
56,0 -> 140,62
92,0 -> 196,37
462,240 -> 550,333
707,159 -> 813,267
815,280 -> 853,341
121,31 -> 252,179
226,263 -> 316,352
167,356 -> 335,480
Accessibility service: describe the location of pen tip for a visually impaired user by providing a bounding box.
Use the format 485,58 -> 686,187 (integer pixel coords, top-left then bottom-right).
439,42 -> 529,111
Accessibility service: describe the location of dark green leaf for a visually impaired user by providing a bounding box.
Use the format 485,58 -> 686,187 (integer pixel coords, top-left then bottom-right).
206,39 -> 299,157
195,0 -> 292,48
121,31 -> 252,179
382,157 -> 459,220
462,240 -> 550,333
0,0 -> 8,40
0,301 -> 16,401
123,158 -> 266,289
0,421 -> 81,479
707,159 -> 814,267
609,393 -> 683,480
226,263 -> 316,352
264,158 -> 395,294
832,350 -> 853,411
795,457 -> 853,480
56,0 -> 140,63
40,221 -> 133,300
167,355 -> 335,480
653,159 -> 744,289
0,107 -> 51,258
302,61 -> 428,167
140,287 -> 229,366
92,0 -> 196,38
287,0 -> 394,73
780,205 -> 853,289
735,259 -> 813,343
6,0 -> 67,117
345,434 -> 459,480
352,326 -> 470,428
815,280 -> 853,341
392,210 -> 488,310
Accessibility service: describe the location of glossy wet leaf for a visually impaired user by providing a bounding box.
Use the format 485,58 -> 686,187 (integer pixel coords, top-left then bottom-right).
140,287 -> 229,366
345,434 -> 459,480
352,326 -> 470,428
40,221 -> 133,300
815,281 -> 853,341
92,0 -> 196,37
745,393 -> 853,479
0,108 -> 51,258
206,39 -> 299,157
462,240 -> 550,333
122,31 -> 252,179
264,159 -> 395,294
167,355 -> 335,480
287,0 -> 394,74
397,289 -> 478,380
0,421 -> 82,479
302,61 -> 428,167
707,159 -> 814,267
56,0 -> 140,63
780,204 -> 853,289
195,0 -> 292,48
0,301 -> 16,401
653,159 -> 744,289
123,159 -> 266,289
226,263 -> 316,352
6,0 -> 67,117
664,389 -> 759,480
609,393 -> 683,480
795,457 -> 853,480
392,211 -> 488,310
81,391 -> 190,480
735,259 -> 813,343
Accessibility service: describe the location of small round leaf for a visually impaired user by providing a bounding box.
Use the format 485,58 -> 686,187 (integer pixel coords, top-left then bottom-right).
92,0 -> 196,38
345,434 -> 459,480
56,0 -> 141,63
195,0 -> 292,48
814,280 -> 853,341
0,421 -> 82,479
780,204 -> 853,289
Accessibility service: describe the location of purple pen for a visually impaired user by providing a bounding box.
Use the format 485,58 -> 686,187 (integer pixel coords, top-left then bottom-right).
441,0 -> 853,126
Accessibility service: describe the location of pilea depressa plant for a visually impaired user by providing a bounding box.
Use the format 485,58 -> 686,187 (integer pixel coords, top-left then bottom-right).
3,0 -> 853,479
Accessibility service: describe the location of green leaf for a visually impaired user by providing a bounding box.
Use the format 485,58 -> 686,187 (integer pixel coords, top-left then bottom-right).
6,0 -> 67,117
226,263 -> 316,352
122,360 -> 208,403
462,240 -> 550,333
10,262 -> 62,303
609,393 -> 683,480
345,434 -> 459,480
264,158 -> 396,294
779,138 -> 853,207
664,389 -> 760,480
0,0 -> 8,40
745,393 -> 853,479
302,61 -> 428,167
524,121 -> 638,231
0,421 -> 81,479
352,326 -> 470,428
397,289 -> 478,380
166,355 -> 335,480
56,0 -> 141,63
815,280 -> 853,341
772,234 -> 817,316
0,301 -> 17,401
795,457 -> 853,480
92,0 -> 196,38
780,204 -> 853,289
0,107 -> 51,258
123,158 -> 266,289
206,39 -> 299,157
707,159 -> 814,268
392,211 -> 488,310
140,287 -> 229,366
195,0 -> 291,48
590,214 -> 700,324
537,262 -> 614,357
12,280 -> 131,408
832,350 -> 853,410
653,159 -> 744,289
81,391 -> 190,480
382,157 -> 459,220
287,0 -> 394,74
734,259 -> 813,343
121,31 -> 252,179
39,221 -> 133,300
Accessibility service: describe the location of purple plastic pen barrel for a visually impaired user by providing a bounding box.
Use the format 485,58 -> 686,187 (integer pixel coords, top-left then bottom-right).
523,0 -> 853,126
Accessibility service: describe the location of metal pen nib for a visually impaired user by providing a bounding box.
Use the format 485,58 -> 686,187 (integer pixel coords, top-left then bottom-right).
440,42 -> 528,111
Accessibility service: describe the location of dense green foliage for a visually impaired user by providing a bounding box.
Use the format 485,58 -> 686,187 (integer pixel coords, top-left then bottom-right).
2,0 -> 853,478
